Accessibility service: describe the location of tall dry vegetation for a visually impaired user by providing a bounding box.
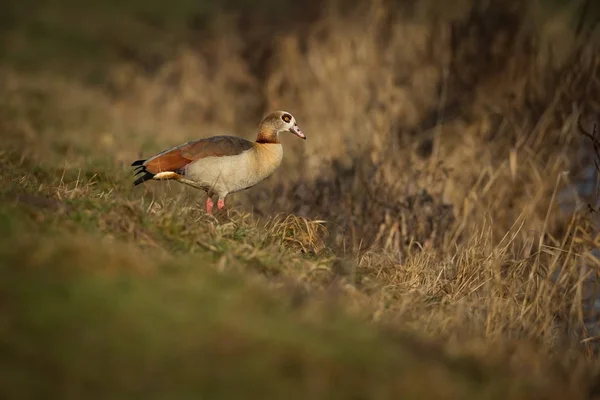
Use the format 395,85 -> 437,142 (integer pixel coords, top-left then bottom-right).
104,0 -> 600,244
118,0 -> 600,353
2,0 -> 600,394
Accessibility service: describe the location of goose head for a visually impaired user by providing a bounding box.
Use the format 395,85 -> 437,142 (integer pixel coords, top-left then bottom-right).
256,111 -> 306,143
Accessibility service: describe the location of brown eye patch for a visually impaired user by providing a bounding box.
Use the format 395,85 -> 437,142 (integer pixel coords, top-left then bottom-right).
281,113 -> 292,123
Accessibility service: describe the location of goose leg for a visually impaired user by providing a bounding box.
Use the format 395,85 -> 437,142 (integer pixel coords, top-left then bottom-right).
217,198 -> 225,211
206,197 -> 214,214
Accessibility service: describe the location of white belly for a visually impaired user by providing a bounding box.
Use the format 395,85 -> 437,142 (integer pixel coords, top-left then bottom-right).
183,145 -> 283,197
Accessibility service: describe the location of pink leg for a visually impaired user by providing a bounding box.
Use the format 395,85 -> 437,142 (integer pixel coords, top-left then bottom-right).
205,197 -> 214,214
217,198 -> 225,211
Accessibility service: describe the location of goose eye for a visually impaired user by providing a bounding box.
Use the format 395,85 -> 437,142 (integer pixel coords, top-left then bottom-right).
281,114 -> 292,123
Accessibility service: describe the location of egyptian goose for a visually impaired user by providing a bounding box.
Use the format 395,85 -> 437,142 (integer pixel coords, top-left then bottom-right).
131,110 -> 306,214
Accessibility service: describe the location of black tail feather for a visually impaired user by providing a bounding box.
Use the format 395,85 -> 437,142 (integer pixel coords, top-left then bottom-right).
130,159 -> 153,186
133,172 -> 154,186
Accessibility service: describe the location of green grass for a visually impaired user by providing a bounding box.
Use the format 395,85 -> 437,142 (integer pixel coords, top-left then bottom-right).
0,209 -> 583,400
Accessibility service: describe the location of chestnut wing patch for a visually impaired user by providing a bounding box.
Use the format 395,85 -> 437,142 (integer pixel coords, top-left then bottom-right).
143,136 -> 253,174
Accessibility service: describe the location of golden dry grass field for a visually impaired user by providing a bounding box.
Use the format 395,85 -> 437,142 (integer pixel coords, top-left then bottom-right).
2,0 -> 600,398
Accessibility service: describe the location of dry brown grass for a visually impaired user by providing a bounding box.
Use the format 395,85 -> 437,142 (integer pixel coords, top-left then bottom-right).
2,0 -> 600,397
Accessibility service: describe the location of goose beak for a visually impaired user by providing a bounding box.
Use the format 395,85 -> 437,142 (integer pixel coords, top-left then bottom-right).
289,124 -> 306,140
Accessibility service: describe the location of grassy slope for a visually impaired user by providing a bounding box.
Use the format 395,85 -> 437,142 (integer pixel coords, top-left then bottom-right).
0,121 -> 588,400
0,200 -> 579,400
1,0 -> 600,398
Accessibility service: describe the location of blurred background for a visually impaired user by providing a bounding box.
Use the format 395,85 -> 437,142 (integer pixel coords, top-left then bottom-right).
2,0 -> 600,398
